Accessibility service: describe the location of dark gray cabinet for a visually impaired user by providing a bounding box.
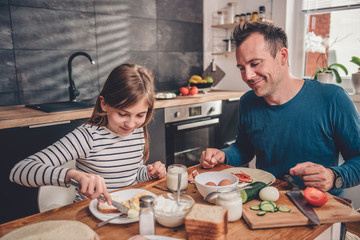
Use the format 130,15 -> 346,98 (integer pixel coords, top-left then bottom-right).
216,98 -> 240,149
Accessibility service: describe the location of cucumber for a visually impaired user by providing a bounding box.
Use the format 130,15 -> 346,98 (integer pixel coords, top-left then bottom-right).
250,205 -> 260,211
257,211 -> 267,216
240,182 -> 267,203
260,203 -> 275,212
278,206 -> 291,213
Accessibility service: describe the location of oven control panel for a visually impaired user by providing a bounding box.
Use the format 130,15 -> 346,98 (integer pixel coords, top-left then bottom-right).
164,100 -> 222,123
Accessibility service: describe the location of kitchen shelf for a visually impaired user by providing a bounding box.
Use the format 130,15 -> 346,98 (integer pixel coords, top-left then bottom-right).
211,51 -> 235,56
211,20 -> 275,29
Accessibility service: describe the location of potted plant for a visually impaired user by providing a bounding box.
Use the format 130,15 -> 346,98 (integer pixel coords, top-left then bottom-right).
350,56 -> 360,93
305,32 -> 348,83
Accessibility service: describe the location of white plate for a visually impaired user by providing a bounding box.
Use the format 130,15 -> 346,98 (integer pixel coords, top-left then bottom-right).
144,235 -> 180,240
89,189 -> 157,224
155,92 -> 176,100
221,167 -> 275,187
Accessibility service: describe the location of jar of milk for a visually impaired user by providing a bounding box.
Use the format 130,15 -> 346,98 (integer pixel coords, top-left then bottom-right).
216,191 -> 242,222
166,164 -> 188,192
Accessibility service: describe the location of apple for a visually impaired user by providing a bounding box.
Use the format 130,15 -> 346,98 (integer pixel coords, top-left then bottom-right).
189,86 -> 199,95
205,76 -> 214,83
180,87 -> 189,95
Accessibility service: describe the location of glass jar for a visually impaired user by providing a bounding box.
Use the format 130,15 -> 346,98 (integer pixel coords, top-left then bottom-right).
259,6 -> 266,22
251,12 -> 258,22
226,2 -> 237,24
217,10 -> 227,25
139,195 -> 155,235
245,12 -> 252,23
234,14 -> 241,23
216,191 -> 242,222
166,164 -> 188,192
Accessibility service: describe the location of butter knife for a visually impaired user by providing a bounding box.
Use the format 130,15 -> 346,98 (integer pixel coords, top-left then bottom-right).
68,179 -> 128,214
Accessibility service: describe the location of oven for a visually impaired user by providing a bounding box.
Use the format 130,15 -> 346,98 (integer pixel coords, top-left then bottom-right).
165,100 -> 222,167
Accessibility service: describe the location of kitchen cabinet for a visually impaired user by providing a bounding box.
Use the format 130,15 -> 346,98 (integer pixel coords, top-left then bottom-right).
0,119 -> 87,224
216,98 -> 240,149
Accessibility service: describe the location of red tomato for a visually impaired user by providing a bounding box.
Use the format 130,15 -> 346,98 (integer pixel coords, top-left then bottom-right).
303,187 -> 329,207
180,87 -> 189,96
189,86 -> 198,95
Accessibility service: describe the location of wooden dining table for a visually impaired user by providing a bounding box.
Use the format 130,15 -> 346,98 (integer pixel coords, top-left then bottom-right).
0,164 -> 337,240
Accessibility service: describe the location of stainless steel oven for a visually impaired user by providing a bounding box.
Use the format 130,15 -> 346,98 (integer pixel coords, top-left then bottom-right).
165,100 -> 222,167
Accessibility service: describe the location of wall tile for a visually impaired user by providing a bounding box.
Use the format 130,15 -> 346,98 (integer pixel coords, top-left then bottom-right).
9,0 -> 94,12
97,50 -> 158,88
95,0 -> 156,18
11,6 -> 96,50
0,92 -> 19,106
157,0 -> 202,23
0,0 -> 8,4
15,50 -> 97,92
157,52 -> 203,91
0,4 -> 13,49
157,20 -> 202,52
96,14 -> 157,52
0,50 -> 17,92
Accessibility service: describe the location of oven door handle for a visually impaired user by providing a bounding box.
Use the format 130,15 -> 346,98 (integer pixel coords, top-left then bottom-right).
177,118 -> 219,130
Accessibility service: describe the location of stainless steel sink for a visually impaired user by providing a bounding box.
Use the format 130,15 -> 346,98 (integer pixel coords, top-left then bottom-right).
26,99 -> 95,113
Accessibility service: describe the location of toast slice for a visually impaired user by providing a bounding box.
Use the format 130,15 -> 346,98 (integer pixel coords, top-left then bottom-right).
97,196 -> 129,213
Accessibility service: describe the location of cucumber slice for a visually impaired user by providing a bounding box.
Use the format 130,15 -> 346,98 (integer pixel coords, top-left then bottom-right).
260,203 -> 275,212
250,205 -> 260,211
278,206 -> 291,213
257,211 -> 266,216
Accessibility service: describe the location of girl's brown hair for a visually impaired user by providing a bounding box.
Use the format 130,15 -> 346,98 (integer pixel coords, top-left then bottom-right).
87,63 -> 155,162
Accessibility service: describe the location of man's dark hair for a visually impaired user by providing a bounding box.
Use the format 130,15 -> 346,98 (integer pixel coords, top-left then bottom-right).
232,22 -> 288,58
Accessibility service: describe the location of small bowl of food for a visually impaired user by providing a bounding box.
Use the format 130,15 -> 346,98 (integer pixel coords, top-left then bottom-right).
194,171 -> 239,203
153,193 -> 194,228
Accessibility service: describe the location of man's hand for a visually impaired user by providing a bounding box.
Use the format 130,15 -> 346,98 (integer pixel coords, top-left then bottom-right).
200,148 -> 225,169
147,161 -> 166,179
289,161 -> 335,192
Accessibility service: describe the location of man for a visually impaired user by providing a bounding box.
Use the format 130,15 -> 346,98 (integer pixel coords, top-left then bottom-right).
200,22 -> 360,197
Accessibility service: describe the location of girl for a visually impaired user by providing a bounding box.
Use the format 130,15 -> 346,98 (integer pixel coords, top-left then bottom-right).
10,63 -> 166,205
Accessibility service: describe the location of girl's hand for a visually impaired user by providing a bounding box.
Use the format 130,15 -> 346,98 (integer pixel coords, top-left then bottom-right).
147,161 -> 166,179
65,169 -> 112,205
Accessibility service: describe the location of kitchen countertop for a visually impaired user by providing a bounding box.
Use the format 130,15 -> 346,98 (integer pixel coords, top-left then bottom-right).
0,90 -> 245,130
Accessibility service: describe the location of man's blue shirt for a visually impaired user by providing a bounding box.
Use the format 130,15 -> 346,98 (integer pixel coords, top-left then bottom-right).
223,79 -> 360,196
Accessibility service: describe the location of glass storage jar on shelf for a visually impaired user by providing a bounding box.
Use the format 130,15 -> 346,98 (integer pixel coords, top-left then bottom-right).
226,2 -> 237,24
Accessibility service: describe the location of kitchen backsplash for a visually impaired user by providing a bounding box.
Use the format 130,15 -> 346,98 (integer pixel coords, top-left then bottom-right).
0,0 -> 203,106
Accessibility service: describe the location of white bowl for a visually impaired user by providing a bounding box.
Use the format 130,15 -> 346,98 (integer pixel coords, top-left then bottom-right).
194,171 -> 238,203
153,193 -> 194,228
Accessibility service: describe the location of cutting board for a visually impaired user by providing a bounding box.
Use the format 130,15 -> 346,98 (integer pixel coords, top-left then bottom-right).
242,191 -> 360,229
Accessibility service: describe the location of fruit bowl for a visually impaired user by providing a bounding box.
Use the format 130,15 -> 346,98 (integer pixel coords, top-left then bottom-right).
189,82 -> 213,89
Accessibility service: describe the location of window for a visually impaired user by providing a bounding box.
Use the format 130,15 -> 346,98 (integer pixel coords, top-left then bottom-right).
302,1 -> 360,79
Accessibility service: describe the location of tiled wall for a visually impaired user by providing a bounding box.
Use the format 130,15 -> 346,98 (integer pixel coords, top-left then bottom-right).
0,0 -> 203,106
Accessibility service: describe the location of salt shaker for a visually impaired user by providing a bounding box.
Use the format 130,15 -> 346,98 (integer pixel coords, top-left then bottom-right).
139,195 -> 155,236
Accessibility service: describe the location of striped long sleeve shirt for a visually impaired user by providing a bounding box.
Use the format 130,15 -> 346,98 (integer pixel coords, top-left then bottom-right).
9,124 -> 151,191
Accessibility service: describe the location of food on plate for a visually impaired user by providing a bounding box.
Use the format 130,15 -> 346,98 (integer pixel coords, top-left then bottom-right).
239,181 -> 267,203
205,181 -> 217,186
231,172 -> 252,183
97,191 -> 150,218
250,200 -> 291,216
155,92 -> 176,99
0,220 -> 98,240
259,186 -> 280,202
303,187 -> 329,207
218,179 -> 233,186
185,203 -> 228,240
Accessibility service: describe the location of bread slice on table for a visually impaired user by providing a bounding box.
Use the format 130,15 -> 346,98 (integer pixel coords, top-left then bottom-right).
97,195 -> 129,213
185,203 -> 228,240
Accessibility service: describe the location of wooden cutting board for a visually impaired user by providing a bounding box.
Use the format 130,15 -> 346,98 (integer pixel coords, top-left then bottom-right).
242,191 -> 360,229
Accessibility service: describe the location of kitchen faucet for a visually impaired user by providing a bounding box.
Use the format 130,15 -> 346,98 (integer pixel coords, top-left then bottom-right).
68,52 -> 95,102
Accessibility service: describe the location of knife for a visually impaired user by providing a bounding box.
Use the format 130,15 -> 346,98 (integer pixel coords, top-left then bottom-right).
68,179 -> 128,214
284,175 -> 320,226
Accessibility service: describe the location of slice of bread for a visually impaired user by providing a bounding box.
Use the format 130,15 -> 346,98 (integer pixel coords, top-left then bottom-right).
97,196 -> 129,214
185,203 -> 228,240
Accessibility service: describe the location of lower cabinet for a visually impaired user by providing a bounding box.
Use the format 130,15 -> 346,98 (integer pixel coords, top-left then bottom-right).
216,98 -> 240,149
0,119 -> 87,224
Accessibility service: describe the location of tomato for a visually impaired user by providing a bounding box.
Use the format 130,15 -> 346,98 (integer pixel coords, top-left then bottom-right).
303,187 -> 329,207
180,87 -> 189,96
232,172 -> 251,182
189,86 -> 199,95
